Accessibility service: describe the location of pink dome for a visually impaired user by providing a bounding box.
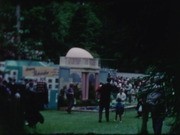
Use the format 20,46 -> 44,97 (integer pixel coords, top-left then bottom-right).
66,47 -> 93,58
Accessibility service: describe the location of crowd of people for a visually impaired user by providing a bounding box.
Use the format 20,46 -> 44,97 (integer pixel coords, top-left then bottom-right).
96,72 -> 170,134
56,72 -> 173,135
0,76 -> 48,134
0,71 -> 173,134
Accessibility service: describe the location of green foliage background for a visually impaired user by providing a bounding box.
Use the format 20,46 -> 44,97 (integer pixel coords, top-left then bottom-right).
0,0 -> 179,133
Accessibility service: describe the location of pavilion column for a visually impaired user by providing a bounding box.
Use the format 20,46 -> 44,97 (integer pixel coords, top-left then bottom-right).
95,73 -> 99,91
81,72 -> 89,100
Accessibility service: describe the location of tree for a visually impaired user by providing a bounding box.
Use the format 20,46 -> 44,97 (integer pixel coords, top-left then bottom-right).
66,2 -> 102,57
0,0 -> 179,133
0,1 -> 20,60
44,1 -> 78,62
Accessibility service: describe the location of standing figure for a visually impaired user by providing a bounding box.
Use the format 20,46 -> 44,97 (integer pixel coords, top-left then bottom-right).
136,98 -> 143,118
65,83 -> 74,114
57,85 -> 67,109
116,88 -> 126,115
114,98 -> 124,122
36,78 -> 48,110
97,77 -> 114,122
0,77 -> 12,134
25,80 -> 44,128
147,80 -> 166,135
140,73 -> 166,135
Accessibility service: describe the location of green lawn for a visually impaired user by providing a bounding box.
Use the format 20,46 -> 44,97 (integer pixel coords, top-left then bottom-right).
25,109 -> 174,134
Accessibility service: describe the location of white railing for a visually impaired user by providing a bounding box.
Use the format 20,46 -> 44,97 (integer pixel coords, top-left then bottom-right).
59,57 -> 100,69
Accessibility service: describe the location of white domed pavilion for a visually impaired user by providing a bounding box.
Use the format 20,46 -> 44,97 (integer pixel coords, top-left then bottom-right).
66,47 -> 93,59
59,47 -> 100,100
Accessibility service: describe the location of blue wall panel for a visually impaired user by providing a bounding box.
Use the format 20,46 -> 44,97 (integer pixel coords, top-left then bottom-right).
59,67 -> 70,82
48,90 -> 58,109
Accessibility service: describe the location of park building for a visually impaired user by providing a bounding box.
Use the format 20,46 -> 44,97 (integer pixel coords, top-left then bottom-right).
0,48 -> 147,109
0,60 -> 60,109
59,47 -> 101,100
0,47 -> 112,109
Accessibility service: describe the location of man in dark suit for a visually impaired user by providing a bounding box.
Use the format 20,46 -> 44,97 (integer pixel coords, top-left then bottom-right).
97,77 -> 114,122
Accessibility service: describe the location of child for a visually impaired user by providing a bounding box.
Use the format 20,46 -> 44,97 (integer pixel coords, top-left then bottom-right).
136,98 -> 143,118
114,98 -> 124,122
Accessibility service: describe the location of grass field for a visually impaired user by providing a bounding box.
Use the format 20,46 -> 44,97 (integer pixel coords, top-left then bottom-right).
25,109 -> 174,134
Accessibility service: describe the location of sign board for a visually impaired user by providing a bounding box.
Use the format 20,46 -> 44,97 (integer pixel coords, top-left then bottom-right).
23,66 -> 59,77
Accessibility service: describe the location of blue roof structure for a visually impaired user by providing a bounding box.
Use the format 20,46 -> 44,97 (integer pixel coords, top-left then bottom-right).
5,60 -> 56,67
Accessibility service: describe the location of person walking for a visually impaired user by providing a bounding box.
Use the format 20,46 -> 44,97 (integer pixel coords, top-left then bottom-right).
97,77 -> 114,122
65,83 -> 74,114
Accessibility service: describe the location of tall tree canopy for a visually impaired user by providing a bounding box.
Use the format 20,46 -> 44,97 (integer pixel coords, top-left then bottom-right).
0,0 -> 180,134
0,0 -> 176,72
